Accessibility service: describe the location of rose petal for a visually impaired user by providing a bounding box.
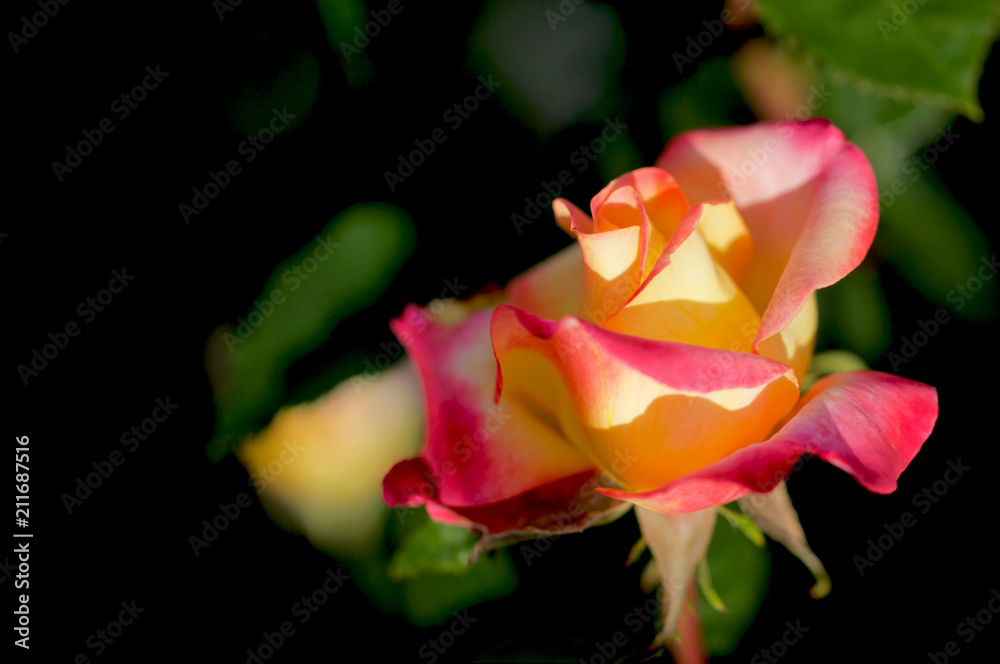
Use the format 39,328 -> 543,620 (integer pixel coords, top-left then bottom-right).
554,197 -> 594,236
591,168 -> 690,243
384,459 -> 628,542
598,371 -> 938,512
695,200 -> 754,285
508,243 -> 583,320
603,202 -> 763,352
757,292 -> 817,383
390,301 -> 593,507
656,120 -> 877,354
576,223 -> 644,324
491,306 -> 800,491
752,143 -> 877,351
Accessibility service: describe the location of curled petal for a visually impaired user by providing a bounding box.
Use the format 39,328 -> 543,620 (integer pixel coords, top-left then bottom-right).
604,202 -> 763,352
757,292 -> 817,384
554,197 -> 594,236
598,371 -> 938,512
383,459 -> 628,546
577,223 -> 644,323
491,306 -> 800,492
695,200 -> 754,285
753,144 -> 877,352
508,244 -> 583,320
657,120 -> 877,354
590,167 -> 690,242
390,301 -> 593,507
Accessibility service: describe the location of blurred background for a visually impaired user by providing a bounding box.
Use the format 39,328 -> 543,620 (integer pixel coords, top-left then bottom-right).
7,0 -> 1000,661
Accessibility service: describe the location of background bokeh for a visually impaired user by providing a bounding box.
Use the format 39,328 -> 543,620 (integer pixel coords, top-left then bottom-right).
8,0 -> 1000,661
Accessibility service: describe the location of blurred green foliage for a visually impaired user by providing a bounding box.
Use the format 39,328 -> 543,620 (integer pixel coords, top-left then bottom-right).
658,57 -> 747,137
207,203 -> 414,460
316,0 -> 374,87
229,47 -> 320,134
700,511 -> 770,655
388,512 -> 479,579
389,509 -> 518,626
756,0 -> 1000,120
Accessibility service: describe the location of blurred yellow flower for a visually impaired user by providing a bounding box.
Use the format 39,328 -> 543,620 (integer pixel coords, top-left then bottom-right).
238,360 -> 422,551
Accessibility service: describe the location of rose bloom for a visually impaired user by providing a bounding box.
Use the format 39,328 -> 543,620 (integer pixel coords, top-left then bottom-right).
382,120 -> 938,645
239,361 -> 423,552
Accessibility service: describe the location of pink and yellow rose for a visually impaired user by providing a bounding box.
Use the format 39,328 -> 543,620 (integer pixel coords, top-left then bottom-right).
382,119 -> 938,640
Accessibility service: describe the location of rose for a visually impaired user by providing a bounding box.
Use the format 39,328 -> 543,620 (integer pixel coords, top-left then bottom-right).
382,120 -> 938,638
238,361 -> 423,551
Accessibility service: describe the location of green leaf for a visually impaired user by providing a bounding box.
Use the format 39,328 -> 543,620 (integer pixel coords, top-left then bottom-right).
389,509 -> 518,626
877,171 -> 996,320
401,553 -> 518,627
316,0 -> 374,88
388,515 -> 479,581
717,505 -> 766,548
811,66 -> 954,174
229,48 -> 321,134
625,537 -> 647,566
756,0 -> 1000,120
206,203 -> 415,460
700,513 -> 770,655
698,559 -> 727,613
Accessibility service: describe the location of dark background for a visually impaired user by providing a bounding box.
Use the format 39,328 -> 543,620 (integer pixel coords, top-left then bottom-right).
7,0 -> 999,662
